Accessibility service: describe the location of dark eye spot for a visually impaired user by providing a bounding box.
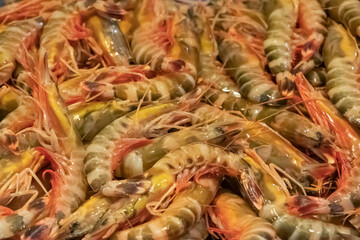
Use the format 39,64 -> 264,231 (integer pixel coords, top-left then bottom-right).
167,163 -> 175,170
28,198 -> 45,210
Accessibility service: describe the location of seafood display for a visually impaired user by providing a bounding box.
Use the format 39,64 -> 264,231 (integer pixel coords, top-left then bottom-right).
2,0 -> 360,239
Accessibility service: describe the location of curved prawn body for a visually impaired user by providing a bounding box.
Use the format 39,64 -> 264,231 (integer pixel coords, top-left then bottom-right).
70,100 -> 137,141
87,143 -> 249,239
192,104 -> 335,187
239,149 -> 359,240
263,0 -> 297,97
84,102 -> 191,192
86,14 -> 132,66
322,22 -> 360,129
0,86 -> 20,121
209,192 -> 278,240
0,96 -> 37,155
110,175 -> 219,240
40,7 -> 91,83
322,0 -> 360,38
20,49 -> 87,239
217,33 -> 284,106
293,0 -> 327,74
131,0 -> 175,70
190,7 -> 240,98
199,53 -> 240,98
204,88 -> 329,150
0,17 -> 43,85
118,123 -> 237,178
58,66 -> 152,105
131,0 -> 199,73
114,71 -> 197,102
84,172 -> 175,239
55,193 -> 115,239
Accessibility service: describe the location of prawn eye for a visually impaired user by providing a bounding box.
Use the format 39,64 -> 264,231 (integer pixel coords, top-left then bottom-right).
28,199 -> 45,210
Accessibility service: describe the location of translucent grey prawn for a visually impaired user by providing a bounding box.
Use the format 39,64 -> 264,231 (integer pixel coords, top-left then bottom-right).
114,71 -> 197,102
40,6 -> 91,82
263,0 -> 297,97
322,22 -> 360,128
203,88 -> 330,150
217,33 -> 285,106
70,100 -> 137,141
131,0 -> 199,73
292,0 -> 327,74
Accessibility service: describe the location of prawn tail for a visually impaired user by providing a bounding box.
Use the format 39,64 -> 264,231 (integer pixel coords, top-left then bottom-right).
276,71 -> 295,97
111,138 -> 152,171
286,195 -> 330,216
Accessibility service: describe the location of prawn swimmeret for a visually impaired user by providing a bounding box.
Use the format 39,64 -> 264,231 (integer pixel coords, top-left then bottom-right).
2,0 -> 360,239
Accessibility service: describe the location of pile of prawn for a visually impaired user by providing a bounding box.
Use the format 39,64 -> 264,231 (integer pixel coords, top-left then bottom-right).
2,0 -> 360,239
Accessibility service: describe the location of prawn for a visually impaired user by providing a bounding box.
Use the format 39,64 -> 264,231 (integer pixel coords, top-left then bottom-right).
209,191 -> 278,240
322,22 -> 360,129
117,122 -> 239,178
0,17 -> 43,85
17,48 -> 87,239
85,143 -> 252,239
110,175 -> 220,240
84,101 -> 194,192
70,99 -> 137,141
263,0 -> 298,97
203,87 -> 331,150
240,148 -> 360,240
86,14 -> 132,66
192,104 -> 335,188
286,73 -> 360,221
40,6 -> 92,83
217,30 -> 284,106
